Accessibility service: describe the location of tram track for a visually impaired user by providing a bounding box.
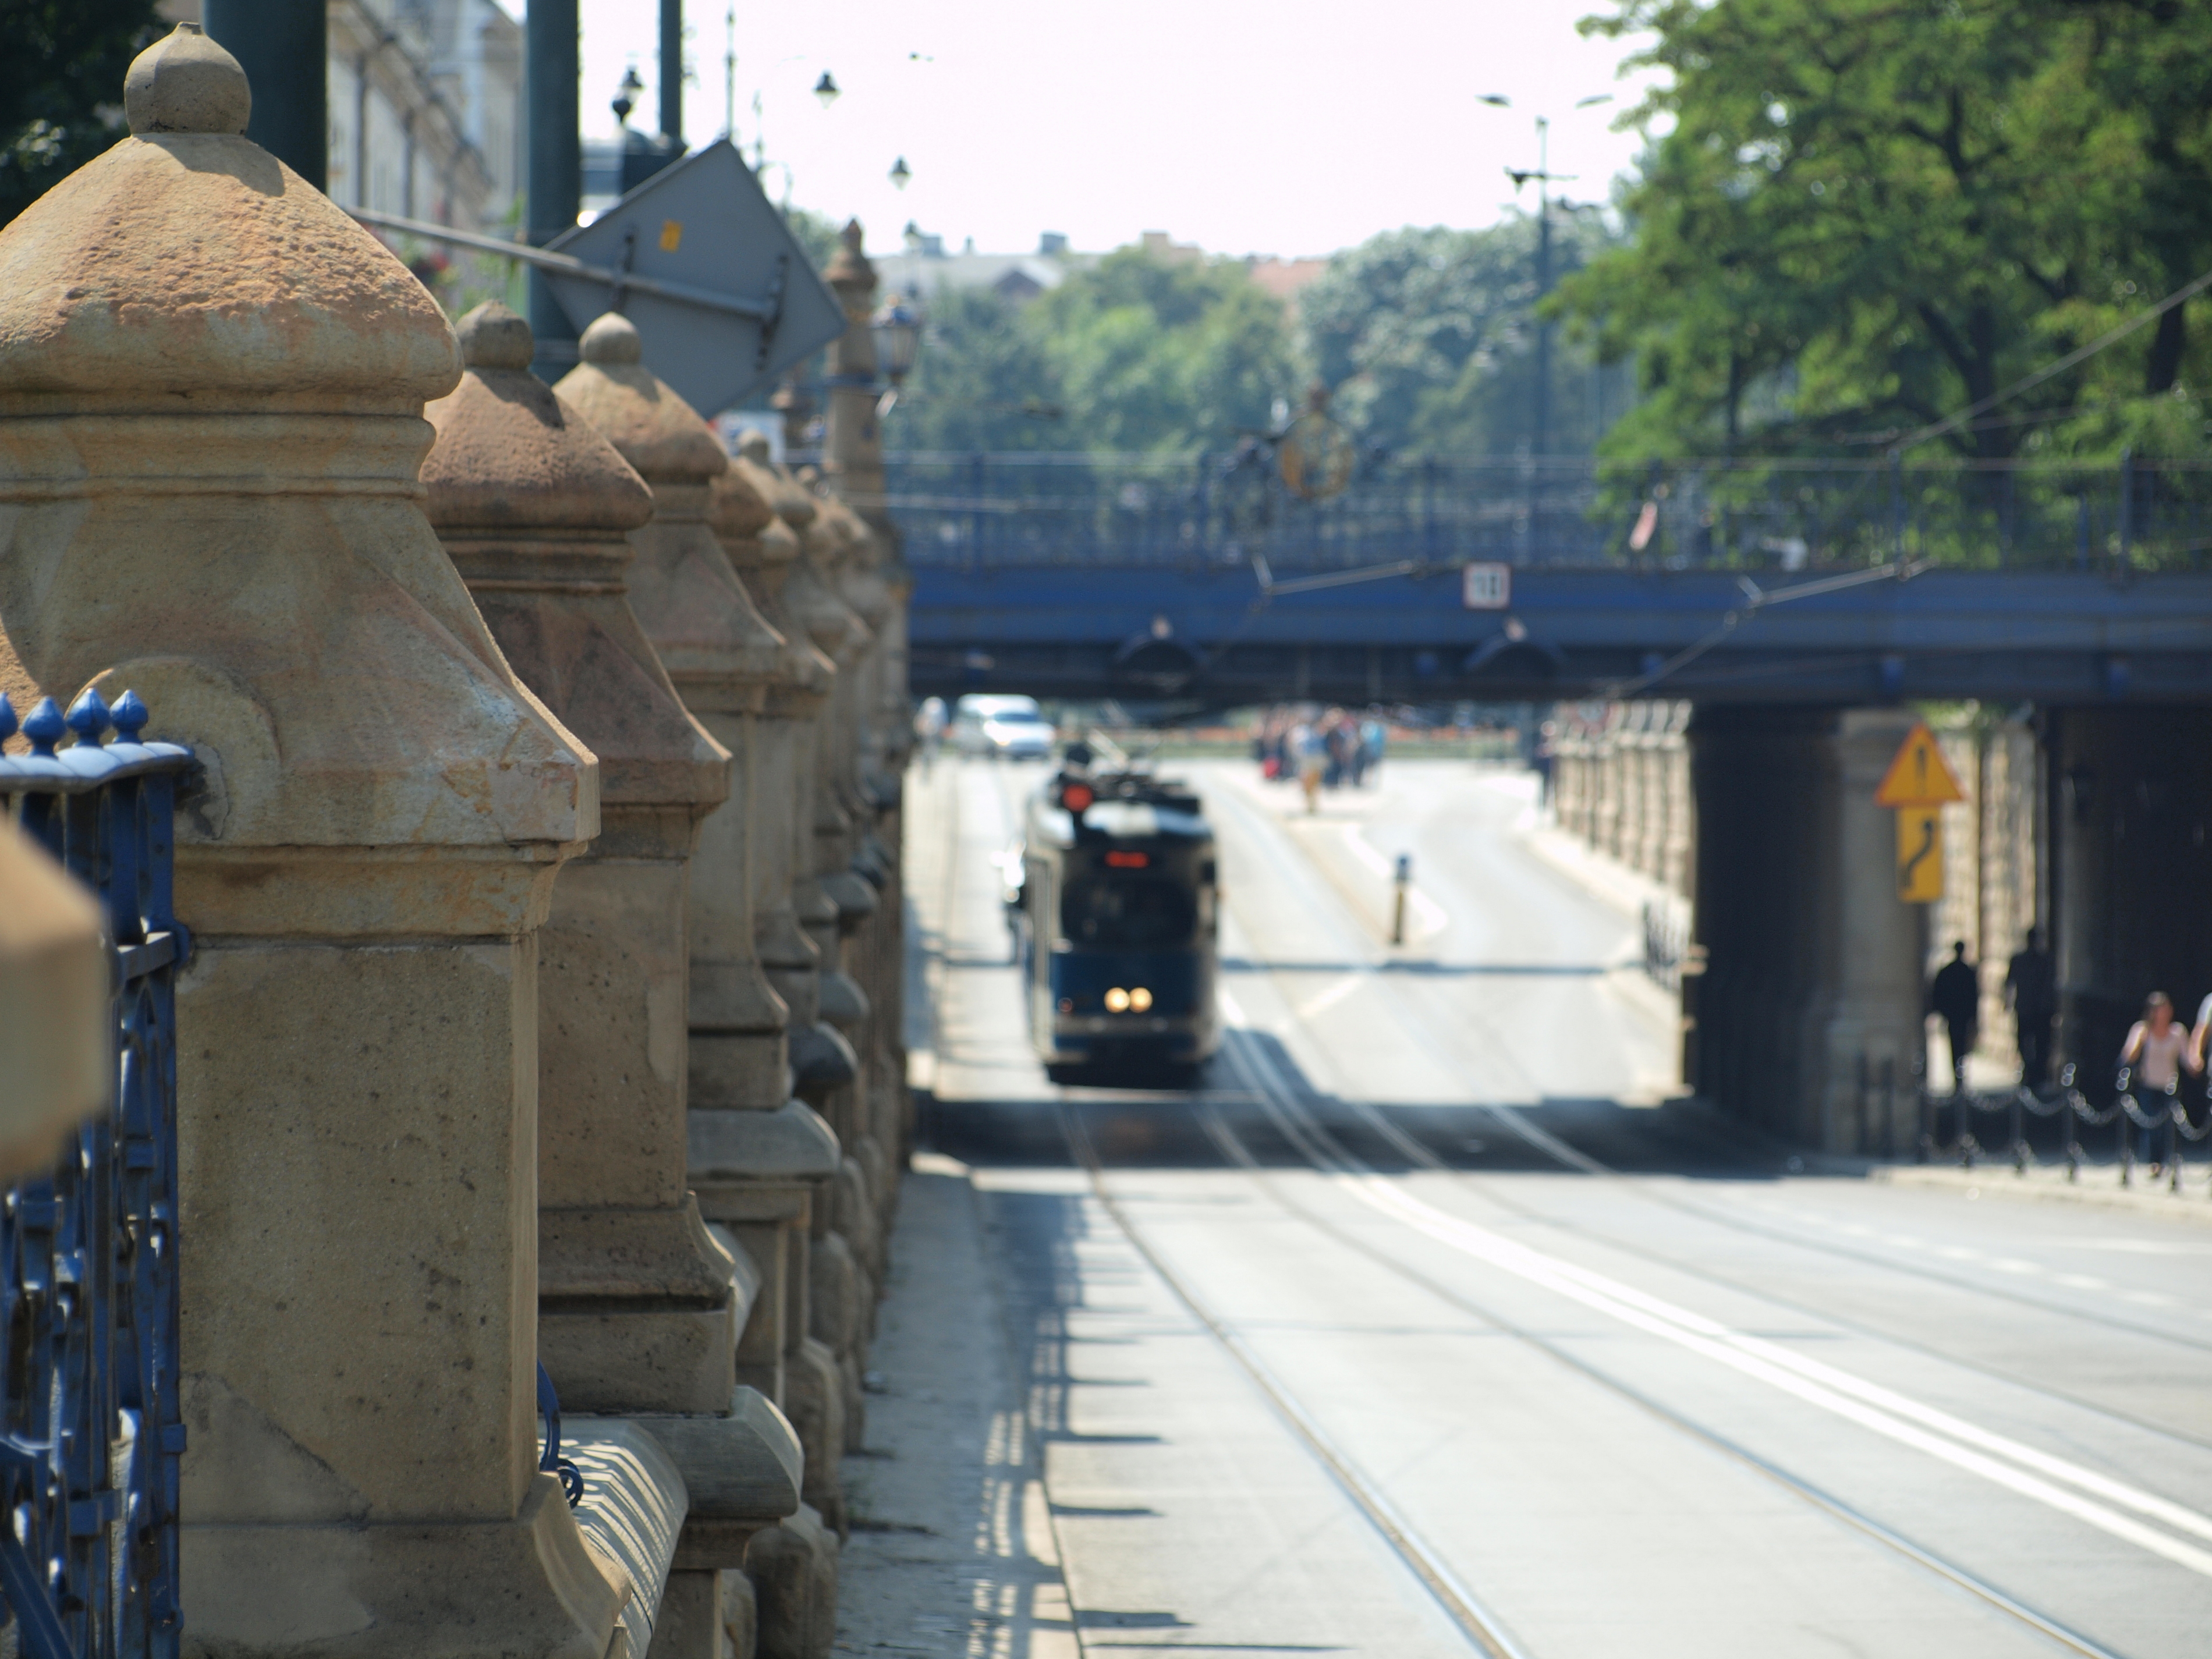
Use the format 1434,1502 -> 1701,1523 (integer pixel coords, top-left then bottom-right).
1339,1091 -> 2212,1459
1090,1027 -> 2160,1659
1199,764 -> 2212,1362
927,756 -> 2212,1654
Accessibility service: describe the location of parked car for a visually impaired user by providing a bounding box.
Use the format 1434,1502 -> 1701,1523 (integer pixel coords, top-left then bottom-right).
952,694 -> 1057,761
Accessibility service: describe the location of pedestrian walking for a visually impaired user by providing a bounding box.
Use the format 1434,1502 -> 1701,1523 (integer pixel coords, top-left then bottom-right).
1292,720 -> 1325,814
915,696 -> 947,775
2004,930 -> 2057,1090
2120,992 -> 2199,1167
1360,717 -> 1385,787
1929,941 -> 1981,1096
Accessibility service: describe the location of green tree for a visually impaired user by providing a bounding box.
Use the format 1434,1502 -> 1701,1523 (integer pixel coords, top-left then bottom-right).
2,0 -> 162,229
1300,216 -> 1622,458
887,247 -> 1298,455
1033,249 -> 1296,452
1566,0 -> 2212,462
894,284 -> 1065,453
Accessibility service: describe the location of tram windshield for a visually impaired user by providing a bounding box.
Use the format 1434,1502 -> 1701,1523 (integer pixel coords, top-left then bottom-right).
1060,874 -> 1196,950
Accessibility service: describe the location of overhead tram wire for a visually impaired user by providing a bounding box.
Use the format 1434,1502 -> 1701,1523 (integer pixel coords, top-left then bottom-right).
1598,260 -> 2212,698
1897,261 -> 2212,455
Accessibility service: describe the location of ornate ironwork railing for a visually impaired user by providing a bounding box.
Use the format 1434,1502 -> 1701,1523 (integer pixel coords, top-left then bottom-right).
884,450 -> 2212,575
0,689 -> 190,1659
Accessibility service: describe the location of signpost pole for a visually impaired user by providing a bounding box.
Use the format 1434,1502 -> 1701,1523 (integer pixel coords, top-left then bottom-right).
527,0 -> 583,380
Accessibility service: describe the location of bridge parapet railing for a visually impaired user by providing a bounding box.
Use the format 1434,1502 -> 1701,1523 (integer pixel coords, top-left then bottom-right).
0,689 -> 190,1659
885,451 -> 2212,575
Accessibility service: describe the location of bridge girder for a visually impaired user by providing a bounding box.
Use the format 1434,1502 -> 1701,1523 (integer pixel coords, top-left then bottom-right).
908,565 -> 2212,709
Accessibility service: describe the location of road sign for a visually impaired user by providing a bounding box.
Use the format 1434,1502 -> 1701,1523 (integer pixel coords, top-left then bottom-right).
1462,563 -> 1511,610
542,138 -> 845,417
1896,806 -> 1944,902
1873,721 -> 1966,807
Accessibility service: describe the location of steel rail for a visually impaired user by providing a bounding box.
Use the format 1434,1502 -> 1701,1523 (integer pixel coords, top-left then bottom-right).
1055,1101 -> 1534,1659
1200,772 -> 2212,1361
1199,1029 -> 2131,1659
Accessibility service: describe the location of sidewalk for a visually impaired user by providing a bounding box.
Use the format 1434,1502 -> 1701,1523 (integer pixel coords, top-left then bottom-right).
835,1155 -> 1079,1658
1874,1157 -> 2212,1229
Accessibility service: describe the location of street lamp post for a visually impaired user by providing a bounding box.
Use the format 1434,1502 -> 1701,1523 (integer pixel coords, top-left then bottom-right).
1487,93 -> 1611,462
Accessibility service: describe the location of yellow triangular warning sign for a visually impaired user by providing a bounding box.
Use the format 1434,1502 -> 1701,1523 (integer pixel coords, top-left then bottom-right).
1874,721 -> 1966,807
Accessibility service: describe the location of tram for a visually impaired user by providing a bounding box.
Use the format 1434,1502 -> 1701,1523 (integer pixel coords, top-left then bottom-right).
1009,761 -> 1221,1082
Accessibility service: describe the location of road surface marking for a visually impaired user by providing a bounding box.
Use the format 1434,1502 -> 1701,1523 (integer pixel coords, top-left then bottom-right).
1295,974 -> 1366,1022
1214,1018 -> 2212,1581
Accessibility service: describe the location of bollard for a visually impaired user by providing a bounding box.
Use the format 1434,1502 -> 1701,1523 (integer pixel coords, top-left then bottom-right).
2118,1070 -> 2135,1187
1392,853 -> 1412,946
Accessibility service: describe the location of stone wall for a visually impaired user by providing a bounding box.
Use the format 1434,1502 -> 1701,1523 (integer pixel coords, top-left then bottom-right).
0,27 -> 908,1659
1931,717 -> 2045,1066
1548,700 -> 1695,903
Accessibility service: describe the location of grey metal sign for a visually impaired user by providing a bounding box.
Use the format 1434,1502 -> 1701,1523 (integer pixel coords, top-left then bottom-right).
543,137 -> 845,416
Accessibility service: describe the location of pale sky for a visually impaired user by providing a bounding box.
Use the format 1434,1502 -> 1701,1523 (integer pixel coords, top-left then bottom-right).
570,0 -> 1667,260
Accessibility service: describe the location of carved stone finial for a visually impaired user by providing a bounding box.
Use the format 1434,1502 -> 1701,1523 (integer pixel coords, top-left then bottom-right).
579,312 -> 644,366
455,300 -> 536,371
124,23 -> 251,137
824,220 -> 875,294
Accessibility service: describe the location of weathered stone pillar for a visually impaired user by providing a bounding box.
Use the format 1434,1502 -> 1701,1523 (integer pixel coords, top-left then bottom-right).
555,316 -> 791,1119
1689,707 -> 1924,1151
554,320 -> 848,1584
0,27 -> 634,1651
711,459 -> 877,1469
425,300 -> 743,1416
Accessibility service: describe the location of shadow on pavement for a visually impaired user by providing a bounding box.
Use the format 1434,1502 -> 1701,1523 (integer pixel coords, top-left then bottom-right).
921,1023 -> 1792,1183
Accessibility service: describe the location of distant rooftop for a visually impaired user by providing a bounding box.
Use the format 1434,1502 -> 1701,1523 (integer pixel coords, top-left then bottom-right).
872,228 -> 1334,313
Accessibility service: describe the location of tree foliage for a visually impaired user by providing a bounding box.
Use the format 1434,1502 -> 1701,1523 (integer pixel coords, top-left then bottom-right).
1566,0 -> 2212,461
2,0 -> 162,230
1298,216 -> 1623,458
891,248 -> 1298,454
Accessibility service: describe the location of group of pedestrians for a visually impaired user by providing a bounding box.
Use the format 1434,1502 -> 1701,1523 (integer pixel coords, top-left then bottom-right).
1253,707 -> 1386,813
1928,934 -> 2058,1094
1929,931 -> 2212,1115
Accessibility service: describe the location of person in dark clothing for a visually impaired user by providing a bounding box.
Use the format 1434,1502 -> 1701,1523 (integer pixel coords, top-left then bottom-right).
2005,930 -> 2058,1091
1930,940 -> 1981,1096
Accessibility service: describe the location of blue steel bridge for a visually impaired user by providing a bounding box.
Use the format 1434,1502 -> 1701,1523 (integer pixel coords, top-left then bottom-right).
890,451 -> 2212,708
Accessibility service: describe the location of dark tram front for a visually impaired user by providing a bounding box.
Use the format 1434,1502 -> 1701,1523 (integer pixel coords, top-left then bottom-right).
1011,766 -> 1221,1082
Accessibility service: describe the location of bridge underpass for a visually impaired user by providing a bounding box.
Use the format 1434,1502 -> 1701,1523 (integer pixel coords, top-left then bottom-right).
892,453 -> 2212,1152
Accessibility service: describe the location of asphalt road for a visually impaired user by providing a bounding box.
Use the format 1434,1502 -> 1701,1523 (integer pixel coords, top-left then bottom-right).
897,752 -> 2212,1659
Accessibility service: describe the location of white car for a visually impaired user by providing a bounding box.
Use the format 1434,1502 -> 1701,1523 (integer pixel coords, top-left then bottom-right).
952,694 -> 1056,761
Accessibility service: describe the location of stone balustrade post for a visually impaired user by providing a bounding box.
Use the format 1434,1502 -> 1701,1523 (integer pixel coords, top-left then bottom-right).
421,305 -> 811,1654
0,27 -> 643,1652
554,318 -> 852,1563
424,302 -> 743,1417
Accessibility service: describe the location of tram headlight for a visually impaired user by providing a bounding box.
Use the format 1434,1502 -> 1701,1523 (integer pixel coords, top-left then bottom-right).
1129,986 -> 1153,1012
1104,987 -> 1130,1012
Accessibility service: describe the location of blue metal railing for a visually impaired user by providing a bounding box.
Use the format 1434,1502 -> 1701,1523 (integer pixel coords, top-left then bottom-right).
0,689 -> 190,1659
883,451 -> 2212,574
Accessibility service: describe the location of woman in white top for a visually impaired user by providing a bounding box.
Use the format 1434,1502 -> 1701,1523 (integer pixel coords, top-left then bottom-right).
2122,992 -> 2195,1089
2119,992 -> 2199,1167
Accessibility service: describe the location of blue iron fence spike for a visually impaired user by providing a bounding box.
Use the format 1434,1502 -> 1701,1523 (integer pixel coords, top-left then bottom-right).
109,689 -> 149,740
65,687 -> 111,746
0,692 -> 14,743
22,697 -> 65,758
